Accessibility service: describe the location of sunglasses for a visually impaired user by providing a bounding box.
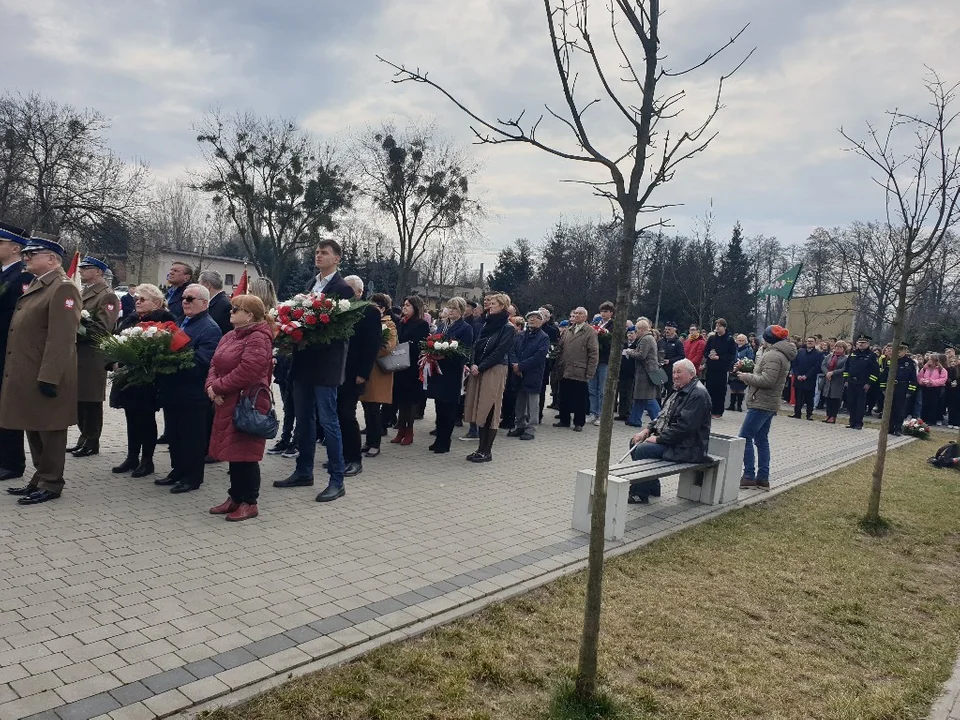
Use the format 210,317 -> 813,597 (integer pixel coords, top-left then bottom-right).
229,306 -> 247,314
182,296 -> 198,303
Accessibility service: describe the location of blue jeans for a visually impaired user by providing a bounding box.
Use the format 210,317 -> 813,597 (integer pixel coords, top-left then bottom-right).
588,363 -> 609,416
628,399 -> 660,426
293,381 -> 344,485
629,440 -> 667,497
739,409 -> 775,481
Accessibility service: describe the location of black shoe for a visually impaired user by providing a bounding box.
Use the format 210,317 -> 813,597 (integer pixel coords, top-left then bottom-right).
466,451 -> 482,461
156,434 -> 168,444
364,447 -> 381,458
315,483 -> 345,502
170,481 -> 199,494
154,474 -> 178,486
65,442 -> 84,453
756,479 -> 771,491
131,461 -> 155,478
628,493 -> 649,504
428,443 -> 437,451
433,446 -> 450,454
344,462 -> 362,477
506,428 -> 523,437
0,467 -> 24,481
789,414 -> 801,419
573,425 -> 583,432
17,489 -> 60,505
112,458 -> 139,474
274,473 -> 314,488
7,484 -> 36,496
467,452 -> 492,463
204,455 -> 220,464
266,441 -> 289,455
519,432 -> 535,441
72,446 -> 99,458
552,422 -> 569,428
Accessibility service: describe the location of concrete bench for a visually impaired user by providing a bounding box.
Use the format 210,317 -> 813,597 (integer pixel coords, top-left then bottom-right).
571,433 -> 745,541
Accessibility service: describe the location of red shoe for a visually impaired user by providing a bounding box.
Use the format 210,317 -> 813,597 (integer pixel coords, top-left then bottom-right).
390,428 -> 405,444
399,428 -> 413,446
209,498 -> 239,515
226,503 -> 259,522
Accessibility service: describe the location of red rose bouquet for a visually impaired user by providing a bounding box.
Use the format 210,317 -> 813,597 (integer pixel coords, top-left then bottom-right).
592,324 -> 612,355
272,293 -> 369,355
98,321 -> 195,390
418,333 -> 469,388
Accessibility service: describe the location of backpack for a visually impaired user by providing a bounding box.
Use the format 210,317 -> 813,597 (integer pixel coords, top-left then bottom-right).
929,441 -> 960,468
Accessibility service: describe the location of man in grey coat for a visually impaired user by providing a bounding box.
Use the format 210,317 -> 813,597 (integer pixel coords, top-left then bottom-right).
627,359 -> 712,503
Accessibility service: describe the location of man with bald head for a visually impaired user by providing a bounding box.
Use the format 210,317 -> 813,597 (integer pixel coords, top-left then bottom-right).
553,306 -> 599,431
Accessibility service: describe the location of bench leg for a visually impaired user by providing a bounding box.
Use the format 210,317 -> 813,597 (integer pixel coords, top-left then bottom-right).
677,470 -> 702,502
572,470 -> 595,534
606,479 -> 630,541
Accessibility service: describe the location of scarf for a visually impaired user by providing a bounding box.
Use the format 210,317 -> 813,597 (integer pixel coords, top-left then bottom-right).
828,353 -> 840,371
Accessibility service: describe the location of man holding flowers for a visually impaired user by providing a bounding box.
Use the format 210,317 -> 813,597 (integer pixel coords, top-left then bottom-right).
274,238 -> 355,503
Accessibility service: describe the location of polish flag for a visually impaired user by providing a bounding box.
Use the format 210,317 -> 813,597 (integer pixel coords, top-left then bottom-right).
231,269 -> 248,298
65,251 -> 82,290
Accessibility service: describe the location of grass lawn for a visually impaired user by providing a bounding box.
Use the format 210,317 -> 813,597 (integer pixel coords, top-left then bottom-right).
201,440 -> 960,720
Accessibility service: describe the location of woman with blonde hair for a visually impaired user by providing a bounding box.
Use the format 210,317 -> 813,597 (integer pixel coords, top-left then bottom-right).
206,294 -> 275,521
247,277 -> 278,311
110,283 -> 176,478
463,293 -> 516,462
427,296 -> 475,453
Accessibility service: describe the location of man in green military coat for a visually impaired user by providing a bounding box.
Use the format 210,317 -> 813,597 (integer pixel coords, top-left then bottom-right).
1,234 -> 82,505
69,257 -> 120,457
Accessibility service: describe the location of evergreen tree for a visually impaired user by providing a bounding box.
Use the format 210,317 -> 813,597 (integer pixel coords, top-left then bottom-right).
714,221 -> 756,333
487,238 -> 534,307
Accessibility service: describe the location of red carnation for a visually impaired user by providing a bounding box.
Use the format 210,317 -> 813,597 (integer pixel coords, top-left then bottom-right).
324,299 -> 333,309
292,308 -> 304,319
283,325 -> 295,335
304,314 -> 318,326
427,340 -> 435,348
319,313 -> 330,324
291,329 -> 304,342
312,298 -> 323,310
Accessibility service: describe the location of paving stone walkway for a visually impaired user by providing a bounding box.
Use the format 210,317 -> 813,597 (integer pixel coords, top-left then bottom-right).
0,401 -> 912,720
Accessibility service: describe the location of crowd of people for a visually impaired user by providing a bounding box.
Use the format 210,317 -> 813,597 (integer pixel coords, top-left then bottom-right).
0,221 -> 953,518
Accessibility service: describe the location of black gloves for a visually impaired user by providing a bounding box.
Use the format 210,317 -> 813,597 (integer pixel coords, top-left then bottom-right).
38,382 -> 57,398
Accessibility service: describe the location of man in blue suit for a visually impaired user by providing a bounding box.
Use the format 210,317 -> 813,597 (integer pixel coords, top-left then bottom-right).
0,222 -> 33,482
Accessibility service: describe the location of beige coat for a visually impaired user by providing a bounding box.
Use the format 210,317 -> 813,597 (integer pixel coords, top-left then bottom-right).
464,363 -> 508,429
360,316 -> 398,404
77,280 -> 120,402
557,324 -> 599,382
0,269 -> 82,431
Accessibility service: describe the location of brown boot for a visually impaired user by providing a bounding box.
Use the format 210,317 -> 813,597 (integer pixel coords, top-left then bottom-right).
226,503 -> 259,522
209,498 -> 240,515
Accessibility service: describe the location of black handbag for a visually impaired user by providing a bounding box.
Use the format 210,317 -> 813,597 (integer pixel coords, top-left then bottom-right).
377,341 -> 412,372
232,384 -> 279,439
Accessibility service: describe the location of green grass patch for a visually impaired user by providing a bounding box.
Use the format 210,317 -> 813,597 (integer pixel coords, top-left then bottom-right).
200,441 -> 960,719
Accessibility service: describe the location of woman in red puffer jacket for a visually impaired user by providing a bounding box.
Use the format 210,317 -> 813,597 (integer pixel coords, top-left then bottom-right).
205,295 -> 275,521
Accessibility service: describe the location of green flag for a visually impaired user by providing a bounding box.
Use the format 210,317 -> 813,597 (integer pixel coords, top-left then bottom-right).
759,263 -> 802,299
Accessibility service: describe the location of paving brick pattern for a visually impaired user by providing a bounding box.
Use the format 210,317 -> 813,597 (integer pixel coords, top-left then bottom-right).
0,400 -> 912,720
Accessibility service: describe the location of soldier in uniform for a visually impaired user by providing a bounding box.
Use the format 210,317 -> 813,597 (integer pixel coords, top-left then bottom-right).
842,334 -> 878,430
888,342 -> 918,436
0,222 -> 34,482
2,234 -> 82,505
69,257 -> 120,458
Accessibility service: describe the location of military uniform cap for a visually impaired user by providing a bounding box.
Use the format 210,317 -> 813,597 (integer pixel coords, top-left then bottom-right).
665,320 -> 678,329
0,221 -> 28,245
78,256 -> 109,272
23,232 -> 65,257
856,333 -> 872,342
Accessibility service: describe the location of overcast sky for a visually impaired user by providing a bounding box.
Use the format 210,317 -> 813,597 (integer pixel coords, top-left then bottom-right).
2,0 -> 957,267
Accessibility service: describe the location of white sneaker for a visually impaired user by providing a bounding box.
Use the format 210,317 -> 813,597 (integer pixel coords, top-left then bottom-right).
593,418 -> 601,426
585,414 -> 597,424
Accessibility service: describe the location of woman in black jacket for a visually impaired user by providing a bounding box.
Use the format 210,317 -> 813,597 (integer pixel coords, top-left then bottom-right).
109,284 -> 176,478
391,295 -> 430,445
463,293 -> 516,463
426,297 -> 474,454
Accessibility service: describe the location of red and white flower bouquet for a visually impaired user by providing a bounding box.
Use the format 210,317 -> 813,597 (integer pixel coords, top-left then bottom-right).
98,321 -> 195,390
272,293 -> 369,354
418,333 -> 469,387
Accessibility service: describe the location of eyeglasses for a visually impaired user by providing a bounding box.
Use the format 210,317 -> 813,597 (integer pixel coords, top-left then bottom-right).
229,306 -> 246,314
134,297 -> 149,303
182,296 -> 198,303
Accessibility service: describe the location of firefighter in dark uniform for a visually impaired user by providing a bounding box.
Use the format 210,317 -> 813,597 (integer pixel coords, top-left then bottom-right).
843,334 -> 878,430
0,222 -> 34,482
872,344 -> 893,417
69,257 -> 120,457
887,342 -> 918,436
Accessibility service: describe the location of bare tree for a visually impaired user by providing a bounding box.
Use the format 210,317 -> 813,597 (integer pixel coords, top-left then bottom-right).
421,229 -> 470,302
194,111 -> 355,285
379,0 -> 752,703
0,93 -> 149,244
841,70 -> 960,529
351,121 -> 482,298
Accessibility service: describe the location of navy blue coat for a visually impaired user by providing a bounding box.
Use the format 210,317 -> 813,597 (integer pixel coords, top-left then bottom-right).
290,271 -> 356,387
427,318 -> 473,402
791,347 -> 824,390
509,327 -> 550,393
0,261 -> 33,381
166,284 -> 186,321
158,311 -> 222,406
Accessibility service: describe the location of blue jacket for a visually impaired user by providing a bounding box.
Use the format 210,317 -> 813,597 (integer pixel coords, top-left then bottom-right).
427,318 -> 474,401
509,327 -> 550,393
159,311 -> 222,406
791,347 -> 824,390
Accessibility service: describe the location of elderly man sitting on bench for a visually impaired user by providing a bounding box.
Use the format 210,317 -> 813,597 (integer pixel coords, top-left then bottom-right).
628,358 -> 712,503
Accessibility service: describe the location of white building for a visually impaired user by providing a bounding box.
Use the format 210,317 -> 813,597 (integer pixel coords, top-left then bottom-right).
138,249 -> 261,293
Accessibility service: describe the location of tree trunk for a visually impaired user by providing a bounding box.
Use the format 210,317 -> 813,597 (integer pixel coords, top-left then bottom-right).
575,205 -> 637,700
864,257 -> 911,523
